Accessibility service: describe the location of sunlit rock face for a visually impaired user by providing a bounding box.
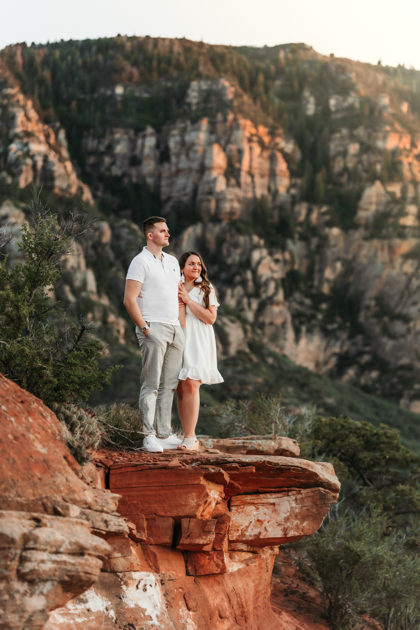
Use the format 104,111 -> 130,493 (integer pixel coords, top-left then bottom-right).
82,114 -> 292,221
0,84 -> 93,204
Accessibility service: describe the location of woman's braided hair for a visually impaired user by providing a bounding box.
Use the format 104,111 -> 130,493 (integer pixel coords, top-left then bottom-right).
179,251 -> 213,309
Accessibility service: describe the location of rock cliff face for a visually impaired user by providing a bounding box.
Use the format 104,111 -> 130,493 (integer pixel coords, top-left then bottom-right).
176,209 -> 420,407
83,114 -> 292,220
0,375 -> 128,630
0,75 -> 92,204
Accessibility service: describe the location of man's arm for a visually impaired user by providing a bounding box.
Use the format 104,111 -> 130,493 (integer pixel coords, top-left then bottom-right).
123,280 -> 149,334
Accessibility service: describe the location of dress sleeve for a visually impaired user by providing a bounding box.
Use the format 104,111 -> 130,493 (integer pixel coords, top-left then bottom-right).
209,285 -> 220,308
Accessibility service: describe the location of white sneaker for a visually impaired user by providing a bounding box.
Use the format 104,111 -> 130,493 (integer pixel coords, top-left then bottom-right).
143,435 -> 164,453
156,434 -> 182,450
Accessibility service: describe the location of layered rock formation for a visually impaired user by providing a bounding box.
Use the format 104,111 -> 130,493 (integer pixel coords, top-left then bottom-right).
0,76 -> 92,204
48,441 -> 339,629
0,375 -> 128,630
83,114 -> 292,220
0,372 -> 340,629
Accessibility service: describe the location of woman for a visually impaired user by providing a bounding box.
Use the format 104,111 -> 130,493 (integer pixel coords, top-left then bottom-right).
177,251 -> 223,450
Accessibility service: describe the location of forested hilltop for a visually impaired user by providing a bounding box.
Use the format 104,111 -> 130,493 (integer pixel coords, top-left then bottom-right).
2,36 -> 420,444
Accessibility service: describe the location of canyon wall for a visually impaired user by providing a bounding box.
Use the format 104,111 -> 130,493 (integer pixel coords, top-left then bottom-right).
0,78 -> 92,204
2,40 -> 420,409
82,112 -> 293,220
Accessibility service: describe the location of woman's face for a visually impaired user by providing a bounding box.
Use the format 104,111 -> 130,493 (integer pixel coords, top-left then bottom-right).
182,255 -> 202,282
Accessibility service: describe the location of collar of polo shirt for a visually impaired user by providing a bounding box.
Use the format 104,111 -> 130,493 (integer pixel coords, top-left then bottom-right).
143,246 -> 167,262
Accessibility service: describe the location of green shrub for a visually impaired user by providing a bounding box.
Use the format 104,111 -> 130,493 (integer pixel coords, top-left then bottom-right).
95,403 -> 144,449
301,510 -> 420,630
309,415 -> 420,519
0,189 -> 119,405
52,402 -> 102,464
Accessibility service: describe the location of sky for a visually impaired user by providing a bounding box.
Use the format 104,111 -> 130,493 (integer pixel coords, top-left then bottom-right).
2,0 -> 420,70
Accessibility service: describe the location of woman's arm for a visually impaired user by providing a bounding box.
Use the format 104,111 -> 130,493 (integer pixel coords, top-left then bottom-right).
179,303 -> 186,328
188,302 -> 217,325
178,284 -> 217,325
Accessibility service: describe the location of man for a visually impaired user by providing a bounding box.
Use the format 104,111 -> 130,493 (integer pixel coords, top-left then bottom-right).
124,216 -> 185,453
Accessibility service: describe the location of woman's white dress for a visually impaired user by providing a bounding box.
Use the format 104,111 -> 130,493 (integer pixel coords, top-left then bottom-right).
179,284 -> 224,385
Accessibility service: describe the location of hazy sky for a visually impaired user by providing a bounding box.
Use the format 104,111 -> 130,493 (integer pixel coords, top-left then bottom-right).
2,0 -> 420,70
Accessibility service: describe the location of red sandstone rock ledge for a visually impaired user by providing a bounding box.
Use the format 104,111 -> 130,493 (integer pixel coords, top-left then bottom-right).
46,447 -> 339,630
0,372 -> 340,630
93,447 -> 340,548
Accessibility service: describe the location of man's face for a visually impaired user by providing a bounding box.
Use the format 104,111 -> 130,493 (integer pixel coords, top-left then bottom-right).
148,222 -> 170,247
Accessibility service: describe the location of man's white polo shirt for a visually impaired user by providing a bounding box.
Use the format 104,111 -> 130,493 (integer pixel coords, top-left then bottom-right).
126,247 -> 180,326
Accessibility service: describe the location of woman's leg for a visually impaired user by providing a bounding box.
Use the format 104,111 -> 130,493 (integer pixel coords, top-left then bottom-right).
177,378 -> 201,438
176,381 -> 185,424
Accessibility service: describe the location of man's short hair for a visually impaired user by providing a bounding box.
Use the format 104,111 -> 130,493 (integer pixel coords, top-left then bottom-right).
142,216 -> 167,238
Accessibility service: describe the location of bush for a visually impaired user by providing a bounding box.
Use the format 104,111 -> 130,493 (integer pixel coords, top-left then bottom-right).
95,403 -> 144,449
52,403 -> 102,464
302,510 -> 420,630
211,393 -> 315,444
309,415 -> 420,520
0,189 -> 119,405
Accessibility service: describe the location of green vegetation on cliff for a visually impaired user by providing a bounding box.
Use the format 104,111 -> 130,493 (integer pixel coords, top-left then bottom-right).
0,190 -> 118,404
4,36 -> 420,206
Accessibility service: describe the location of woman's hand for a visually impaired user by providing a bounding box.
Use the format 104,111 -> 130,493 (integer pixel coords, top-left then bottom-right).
178,282 -> 191,305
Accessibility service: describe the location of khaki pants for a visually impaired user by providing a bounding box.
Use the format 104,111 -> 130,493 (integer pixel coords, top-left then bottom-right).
136,323 -> 185,438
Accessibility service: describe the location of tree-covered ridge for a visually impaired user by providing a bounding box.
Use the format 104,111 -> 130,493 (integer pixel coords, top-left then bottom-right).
3,37 -> 420,412
3,36 -> 420,212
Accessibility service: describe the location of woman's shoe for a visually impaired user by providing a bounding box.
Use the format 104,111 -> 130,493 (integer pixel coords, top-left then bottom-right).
177,437 -> 200,451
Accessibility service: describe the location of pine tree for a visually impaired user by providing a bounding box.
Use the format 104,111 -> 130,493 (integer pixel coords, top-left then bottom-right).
0,190 -> 119,405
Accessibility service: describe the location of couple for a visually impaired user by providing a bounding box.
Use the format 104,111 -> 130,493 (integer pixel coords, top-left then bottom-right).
123,216 -> 223,453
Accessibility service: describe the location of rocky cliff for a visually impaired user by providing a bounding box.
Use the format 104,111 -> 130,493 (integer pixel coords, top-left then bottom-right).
2,38 -> 420,415
82,113 -> 292,221
0,375 -> 128,630
48,443 -> 339,629
0,70 -> 92,203
0,375 -> 339,629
